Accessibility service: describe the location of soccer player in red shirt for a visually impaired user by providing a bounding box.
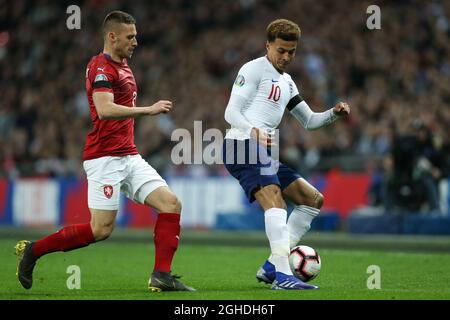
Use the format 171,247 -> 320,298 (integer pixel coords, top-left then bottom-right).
15,11 -> 195,292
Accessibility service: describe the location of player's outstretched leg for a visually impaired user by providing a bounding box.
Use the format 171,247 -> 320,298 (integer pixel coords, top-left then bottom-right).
15,223 -> 96,289
15,240 -> 37,289
149,271 -> 196,292
256,259 -> 276,284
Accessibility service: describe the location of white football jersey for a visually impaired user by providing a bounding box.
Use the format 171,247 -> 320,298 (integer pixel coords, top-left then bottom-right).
225,56 -> 299,140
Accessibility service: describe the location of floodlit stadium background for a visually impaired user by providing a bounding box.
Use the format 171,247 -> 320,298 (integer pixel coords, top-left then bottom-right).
0,0 -> 449,235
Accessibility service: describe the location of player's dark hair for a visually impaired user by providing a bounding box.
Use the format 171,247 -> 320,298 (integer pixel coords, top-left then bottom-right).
102,10 -> 136,37
266,19 -> 301,42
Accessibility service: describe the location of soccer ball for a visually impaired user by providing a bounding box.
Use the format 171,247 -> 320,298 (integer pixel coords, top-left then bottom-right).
289,245 -> 321,282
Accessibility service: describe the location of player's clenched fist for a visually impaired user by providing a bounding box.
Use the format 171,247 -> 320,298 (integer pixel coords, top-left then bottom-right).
148,100 -> 173,115
333,102 -> 350,116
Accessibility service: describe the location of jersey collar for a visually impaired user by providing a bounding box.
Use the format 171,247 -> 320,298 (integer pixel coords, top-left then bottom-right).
102,52 -> 126,65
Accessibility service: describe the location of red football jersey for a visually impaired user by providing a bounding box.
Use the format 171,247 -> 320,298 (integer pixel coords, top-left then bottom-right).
83,52 -> 139,160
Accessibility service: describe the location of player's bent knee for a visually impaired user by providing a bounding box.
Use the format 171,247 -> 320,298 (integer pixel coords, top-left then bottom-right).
173,197 -> 182,213
159,195 -> 182,213
92,225 -> 114,241
268,186 -> 287,210
255,185 -> 287,211
313,192 -> 324,209
94,229 -> 112,241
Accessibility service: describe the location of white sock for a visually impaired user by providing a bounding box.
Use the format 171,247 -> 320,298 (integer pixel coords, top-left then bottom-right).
264,208 -> 292,275
287,205 -> 320,248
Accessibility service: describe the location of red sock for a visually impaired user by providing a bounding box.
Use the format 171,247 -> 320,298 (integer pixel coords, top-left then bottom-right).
32,223 -> 95,259
153,213 -> 180,273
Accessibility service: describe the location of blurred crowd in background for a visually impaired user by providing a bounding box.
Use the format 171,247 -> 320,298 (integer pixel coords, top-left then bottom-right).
0,0 -> 449,212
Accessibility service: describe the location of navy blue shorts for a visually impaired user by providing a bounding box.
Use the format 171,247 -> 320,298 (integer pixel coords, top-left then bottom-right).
222,138 -> 301,203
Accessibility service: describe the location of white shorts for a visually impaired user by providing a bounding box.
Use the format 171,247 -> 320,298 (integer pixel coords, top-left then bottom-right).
83,154 -> 168,211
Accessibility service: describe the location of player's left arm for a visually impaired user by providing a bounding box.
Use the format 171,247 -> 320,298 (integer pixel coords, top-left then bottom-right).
287,94 -> 350,130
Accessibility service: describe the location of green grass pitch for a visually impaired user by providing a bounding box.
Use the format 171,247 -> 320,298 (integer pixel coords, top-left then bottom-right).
1,238 -> 450,300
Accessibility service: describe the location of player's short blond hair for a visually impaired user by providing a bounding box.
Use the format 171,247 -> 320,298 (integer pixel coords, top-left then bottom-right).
102,10 -> 136,38
266,19 -> 301,42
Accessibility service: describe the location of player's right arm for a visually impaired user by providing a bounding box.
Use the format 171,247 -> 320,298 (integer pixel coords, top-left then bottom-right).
93,92 -> 172,120
89,63 -> 171,120
224,62 -> 272,146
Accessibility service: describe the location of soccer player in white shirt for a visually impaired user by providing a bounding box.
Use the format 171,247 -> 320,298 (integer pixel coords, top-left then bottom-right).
222,19 -> 350,290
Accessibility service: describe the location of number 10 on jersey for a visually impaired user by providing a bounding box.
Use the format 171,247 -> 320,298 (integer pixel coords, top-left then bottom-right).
268,84 -> 281,102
